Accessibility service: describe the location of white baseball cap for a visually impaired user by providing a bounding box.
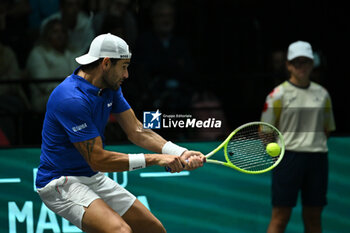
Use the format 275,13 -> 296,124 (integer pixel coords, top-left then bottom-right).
287,41 -> 314,61
75,33 -> 132,65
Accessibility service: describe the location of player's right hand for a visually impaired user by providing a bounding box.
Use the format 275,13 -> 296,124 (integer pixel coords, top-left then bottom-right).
160,154 -> 187,173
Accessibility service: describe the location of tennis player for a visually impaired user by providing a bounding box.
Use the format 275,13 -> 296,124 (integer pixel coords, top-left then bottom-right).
261,41 -> 336,233
35,33 -> 205,233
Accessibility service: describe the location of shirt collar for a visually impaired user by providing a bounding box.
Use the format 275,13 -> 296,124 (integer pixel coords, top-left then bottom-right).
72,67 -> 102,96
287,80 -> 310,89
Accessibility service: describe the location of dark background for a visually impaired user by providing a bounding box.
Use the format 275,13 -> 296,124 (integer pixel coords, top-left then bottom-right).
0,0 -> 349,146
128,0 -> 350,135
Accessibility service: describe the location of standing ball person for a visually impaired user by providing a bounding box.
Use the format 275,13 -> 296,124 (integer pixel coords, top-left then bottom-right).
261,41 -> 336,233
35,33 -> 205,233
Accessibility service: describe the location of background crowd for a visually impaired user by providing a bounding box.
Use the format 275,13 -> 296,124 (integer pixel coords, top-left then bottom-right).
0,0 -> 348,146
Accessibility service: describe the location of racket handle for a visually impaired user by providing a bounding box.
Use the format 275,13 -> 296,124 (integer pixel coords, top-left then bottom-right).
165,160 -> 188,172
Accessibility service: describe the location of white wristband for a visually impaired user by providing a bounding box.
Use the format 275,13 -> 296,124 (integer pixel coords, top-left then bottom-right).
128,153 -> 146,171
162,141 -> 188,156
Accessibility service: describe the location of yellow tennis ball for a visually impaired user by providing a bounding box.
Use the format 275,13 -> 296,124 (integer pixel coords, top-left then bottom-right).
266,143 -> 281,157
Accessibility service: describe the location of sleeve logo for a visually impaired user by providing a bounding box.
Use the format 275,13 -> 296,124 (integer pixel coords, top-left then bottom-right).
72,123 -> 88,132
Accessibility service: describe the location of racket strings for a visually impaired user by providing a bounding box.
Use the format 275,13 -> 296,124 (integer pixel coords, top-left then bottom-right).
227,124 -> 280,172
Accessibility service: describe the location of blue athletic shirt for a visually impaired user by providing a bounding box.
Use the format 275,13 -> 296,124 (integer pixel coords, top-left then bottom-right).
36,67 -> 131,188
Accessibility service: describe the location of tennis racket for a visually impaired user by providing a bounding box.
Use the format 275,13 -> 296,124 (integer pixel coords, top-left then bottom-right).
204,121 -> 285,174
167,121 -> 285,174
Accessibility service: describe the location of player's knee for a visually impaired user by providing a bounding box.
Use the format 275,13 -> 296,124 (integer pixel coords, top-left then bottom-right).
120,225 -> 133,233
276,214 -> 290,223
110,221 -> 132,233
273,207 -> 291,222
270,209 -> 291,230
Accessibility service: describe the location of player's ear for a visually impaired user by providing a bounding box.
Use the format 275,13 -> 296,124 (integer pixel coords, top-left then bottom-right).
101,57 -> 111,71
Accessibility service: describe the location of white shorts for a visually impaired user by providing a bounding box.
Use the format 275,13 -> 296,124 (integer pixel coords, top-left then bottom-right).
37,172 -> 136,229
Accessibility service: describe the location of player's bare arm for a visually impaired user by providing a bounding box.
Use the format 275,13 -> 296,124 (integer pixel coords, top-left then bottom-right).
114,109 -> 205,169
73,136 -> 188,173
113,108 -> 167,152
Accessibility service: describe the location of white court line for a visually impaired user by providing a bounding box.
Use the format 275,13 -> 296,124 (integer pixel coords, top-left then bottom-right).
0,178 -> 21,183
140,171 -> 190,178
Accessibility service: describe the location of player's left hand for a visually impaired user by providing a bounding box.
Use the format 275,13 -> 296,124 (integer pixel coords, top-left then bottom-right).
181,151 -> 206,170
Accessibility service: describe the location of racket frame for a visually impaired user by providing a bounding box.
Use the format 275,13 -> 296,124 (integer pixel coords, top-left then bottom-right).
205,121 -> 285,174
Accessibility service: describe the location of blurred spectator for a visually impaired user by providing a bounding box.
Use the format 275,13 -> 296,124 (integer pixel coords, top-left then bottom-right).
0,43 -> 29,107
26,18 -> 79,113
0,41 -> 30,145
27,0 -> 60,59
132,0 -> 195,111
28,0 -> 60,29
0,0 -> 30,145
1,0 -> 32,67
190,90 -> 230,141
41,0 -> 95,54
0,128 -> 10,146
91,0 -> 138,48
